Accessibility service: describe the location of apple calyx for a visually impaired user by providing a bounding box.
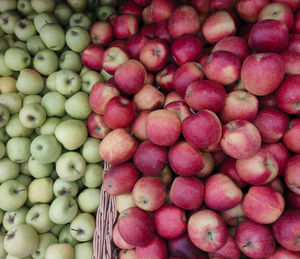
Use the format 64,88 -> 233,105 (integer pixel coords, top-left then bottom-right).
71,228 -> 85,235
205,230 -> 215,241
8,213 -> 16,224
237,91 -> 248,100
242,240 -> 252,248
228,122 -> 239,130
6,230 -> 16,240
31,213 -> 40,221
59,188 -> 72,196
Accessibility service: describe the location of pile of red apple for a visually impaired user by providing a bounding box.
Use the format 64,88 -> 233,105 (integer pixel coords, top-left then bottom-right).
82,0 -> 300,258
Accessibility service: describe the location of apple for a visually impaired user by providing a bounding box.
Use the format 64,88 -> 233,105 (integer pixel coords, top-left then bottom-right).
156,64 -> 177,92
3,206 -> 28,231
59,224 -> 79,245
69,13 -> 91,30
14,65 -> 41,94
0,158 -> 19,183
87,113 -> 110,139
28,178 -> 54,204
59,50 -> 82,72
18,103 -> 46,129
55,69 -> 82,96
65,26 -> 91,53
293,10 -> 300,32
80,137 -> 102,164
113,224 -> 134,249
126,34 -> 148,60
78,188 -> 100,213
0,0 -> 17,12
281,51 -> 300,75
286,189 -> 300,208
210,0 -> 236,10
209,235 -> 241,259
39,23 -> 65,52
272,210 -> 300,251
41,91 -> 66,118
130,111 -> 150,141
235,220 -> 276,258
164,91 -> 184,106
70,213 -> 95,242
188,209 -> 228,252
155,21 -> 172,43
116,192 -> 136,213
121,1 -> 142,17
191,0 -> 210,13
154,204 -> 187,239
118,249 -> 137,259
236,0 -> 270,22
196,152 -> 215,178
267,247 -> 300,259
283,119 -> 300,154
142,5 -> 153,24
136,234 -> 168,259
32,232 -> 57,259
53,178 -> 79,198
53,2 -> 73,26
5,115 -> 33,138
113,14 -> 139,39
81,44 -> 104,71
220,203 -> 246,226
139,23 -> 156,39
150,0 -> 175,22
45,243 -> 74,259
0,92 -> 22,116
0,11 -> 20,35
33,49 -> 58,76
284,154 -> 300,195
102,47 -> 129,75
14,18 -> 36,42
164,101 -> 192,122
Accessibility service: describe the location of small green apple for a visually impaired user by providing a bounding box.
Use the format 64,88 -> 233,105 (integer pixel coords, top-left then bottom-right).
28,177 -> 54,203
78,188 -> 100,213
31,0 -> 55,13
30,134 -> 62,164
0,92 -> 22,114
53,3 -> 73,26
45,72 -> 57,91
55,69 -> 81,96
33,12 -> 57,32
96,5 -> 116,21
0,233 -> 7,259
70,213 -> 96,242
6,137 -> 31,163
26,204 -> 54,233
50,224 -> 64,237
58,224 -> 79,246
0,0 -> 17,12
41,91 -> 66,118
81,70 -> 103,93
4,47 -> 31,71
26,35 -> 47,56
16,68 -> 44,95
67,0 -> 88,11
0,158 -> 19,183
4,224 -> 39,257
33,49 -> 58,76
3,206 -> 28,231
49,195 -> 78,224
59,50 -> 82,72
0,53 -> 13,76
55,119 -> 88,150
0,180 -> 27,211
74,242 -> 93,259
14,18 -> 36,41
5,115 -> 33,138
17,0 -> 34,16
19,103 -> 46,129
69,13 -> 91,30
0,103 -> 10,128
0,141 -> 5,159
39,117 -> 62,135
45,243 -> 74,259
16,174 -> 32,188
56,152 -> 86,181
32,232 -> 57,259
65,26 -> 91,53
0,12 -> 20,34
82,164 -> 103,188
81,137 -> 102,163
23,95 -> 42,105
39,23 -> 65,51
65,91 -> 91,120
53,178 -> 79,198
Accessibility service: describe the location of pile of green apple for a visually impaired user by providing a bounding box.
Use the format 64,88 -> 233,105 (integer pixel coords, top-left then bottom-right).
0,0 -> 118,258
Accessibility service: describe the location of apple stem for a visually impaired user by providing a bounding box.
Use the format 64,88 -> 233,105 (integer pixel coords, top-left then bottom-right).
14,188 -> 27,193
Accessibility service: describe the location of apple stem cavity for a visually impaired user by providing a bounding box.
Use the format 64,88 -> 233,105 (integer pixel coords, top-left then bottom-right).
14,188 -> 27,193
8,213 -> 16,223
71,228 -> 84,235
242,241 -> 252,248
31,213 -> 40,220
7,230 -> 16,240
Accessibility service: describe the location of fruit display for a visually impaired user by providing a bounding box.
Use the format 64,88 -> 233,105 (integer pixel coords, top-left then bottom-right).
0,0 -> 300,259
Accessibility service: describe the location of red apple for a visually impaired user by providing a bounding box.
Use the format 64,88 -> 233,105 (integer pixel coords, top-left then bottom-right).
164,91 -> 184,106
103,162 -> 139,195
113,14 -> 139,39
121,1 -> 142,18
283,119 -> 300,153
168,5 -> 200,39
173,62 -> 205,97
169,176 -> 204,210
249,19 -> 289,52
155,21 -> 173,44
81,44 -> 105,71
145,72 -> 154,85
272,0 -> 300,10
156,64 -> 177,92
235,220 -> 276,258
118,249 -> 137,259
242,186 -> 285,224
204,173 -> 243,211
171,35 -> 203,66
191,0 -> 210,13
267,177 -> 285,194
258,2 -> 294,30
113,224 -> 135,249
293,10 -> 300,33
136,234 -> 168,259
90,21 -> 113,45
117,207 -> 154,246
108,39 -> 127,49
188,209 -> 228,252
139,23 -> 156,39
114,59 -> 147,95
154,204 -> 187,239
99,128 -> 138,164
89,81 -> 120,115
182,110 -> 222,149
281,51 -> 300,75
132,177 -> 166,212
196,152 -> 215,178
146,109 -> 181,146
142,5 -> 153,24
150,0 -> 175,23
131,111 -> 149,141
139,39 -> 169,72
286,190 -> 300,209
164,101 -> 191,122
87,112 -> 111,139
134,0 -> 151,6
267,247 -> 300,259
272,210 -> 300,251
220,90 -> 259,123
209,235 -> 241,259
133,140 -> 167,176
258,92 -> 278,108
287,34 -> 300,54
284,154 -> 300,195
126,34 -> 149,60
154,165 -> 173,186
202,11 -> 236,44
102,47 -> 130,75
236,0 -> 270,23
220,203 -> 246,226
277,75 -> 300,114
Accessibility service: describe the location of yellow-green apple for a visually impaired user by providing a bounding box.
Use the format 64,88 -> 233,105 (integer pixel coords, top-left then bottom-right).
90,21 -> 113,45
118,249 -> 137,259
126,34 -> 149,60
182,110 -> 222,149
283,119 -> 300,153
188,209 -> 227,252
103,162 -> 139,195
69,13 -> 91,30
116,192 -> 136,213
28,178 -> 54,204
59,225 -> 78,245
281,51 -> 300,75
272,210 -> 300,251
235,0 -> 269,23
45,243 -> 74,259
0,76 -> 16,93
70,213 -> 95,242
65,91 -> 92,120
55,69 -> 82,96
59,50 -> 82,72
53,178 -> 79,198
39,23 -> 65,51
156,64 -> 177,92
235,220 -> 276,258
3,207 -> 28,231
80,137 -> 102,164
117,207 -> 154,246
82,164 -> 103,188
5,115 -> 33,138
284,154 -> 300,195
136,234 -> 168,259
14,18 -> 36,41
113,14 -> 139,39
196,152 -> 215,178
150,0 -> 175,22
220,203 -> 246,226
81,44 -> 105,71
164,101 -> 192,122
4,47 -> 31,71
65,26 -> 91,53
32,232 -> 57,259
164,91 -> 184,106
18,103 -> 46,129
74,242 -> 93,259
131,111 -> 150,141
6,137 -> 31,163
31,0 -> 55,12
154,204 -> 187,239
0,0 -> 16,12
102,47 -> 129,74
267,247 -> 300,259
155,21 -> 172,43
26,204 -> 54,233
77,188 -> 100,213
113,224 -> 134,249
0,11 -> 20,34
121,1 -> 142,17
41,91 -> 66,118
209,235 -> 240,259
0,158 -> 19,183
33,49 -> 58,76
28,156 -> 53,178
220,119 -> 261,159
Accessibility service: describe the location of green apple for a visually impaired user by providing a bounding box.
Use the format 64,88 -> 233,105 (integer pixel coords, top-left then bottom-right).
20,162 -> 31,176
16,174 -> 32,188
75,242 -> 93,259
78,188 -> 100,213
5,115 -> 33,138
69,13 -> 91,30
0,141 -> 5,159
11,40 -> 27,50
33,12 -> 57,32
0,233 -> 7,259
50,224 -> 64,237
0,180 -> 27,211
0,93 -> 22,114
55,69 -> 81,96
3,34 -> 16,47
96,5 -> 116,21
101,68 -> 113,82
0,38 -> 9,52
58,224 -> 79,246
53,178 -> 78,198
17,0 -> 34,16
31,0 -> 55,13
6,137 -> 31,163
81,137 -> 102,163
0,127 -> 9,143
16,68 -> 44,95
0,0 -> 17,12
81,70 -> 103,93
0,158 -> 19,183
0,12 -> 20,34
45,243 -> 74,259
23,95 -> 42,105
0,53 -> 13,76
49,195 -> 78,224
59,50 -> 82,72
79,66 -> 90,76
32,232 -> 57,259
26,35 -> 46,56
82,164 -> 103,188
4,224 -> 39,257
30,134 -> 62,164
45,72 -> 57,91
54,3 -> 73,26
55,119 -> 88,150
41,91 -> 66,118
70,213 -> 95,242
14,18 -> 36,41
65,26 -> 90,53
39,117 -> 62,135
26,204 -> 54,233
33,49 -> 58,76
39,23 -> 65,51
67,0 -> 87,11
4,47 -> 31,71
28,178 -> 53,203
65,91 -> 91,120
19,103 -> 46,129
3,207 -> 28,231
0,103 -> 10,128
56,152 -> 86,181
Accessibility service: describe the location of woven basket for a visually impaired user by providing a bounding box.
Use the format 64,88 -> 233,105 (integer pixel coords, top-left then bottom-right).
93,162 -> 118,259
